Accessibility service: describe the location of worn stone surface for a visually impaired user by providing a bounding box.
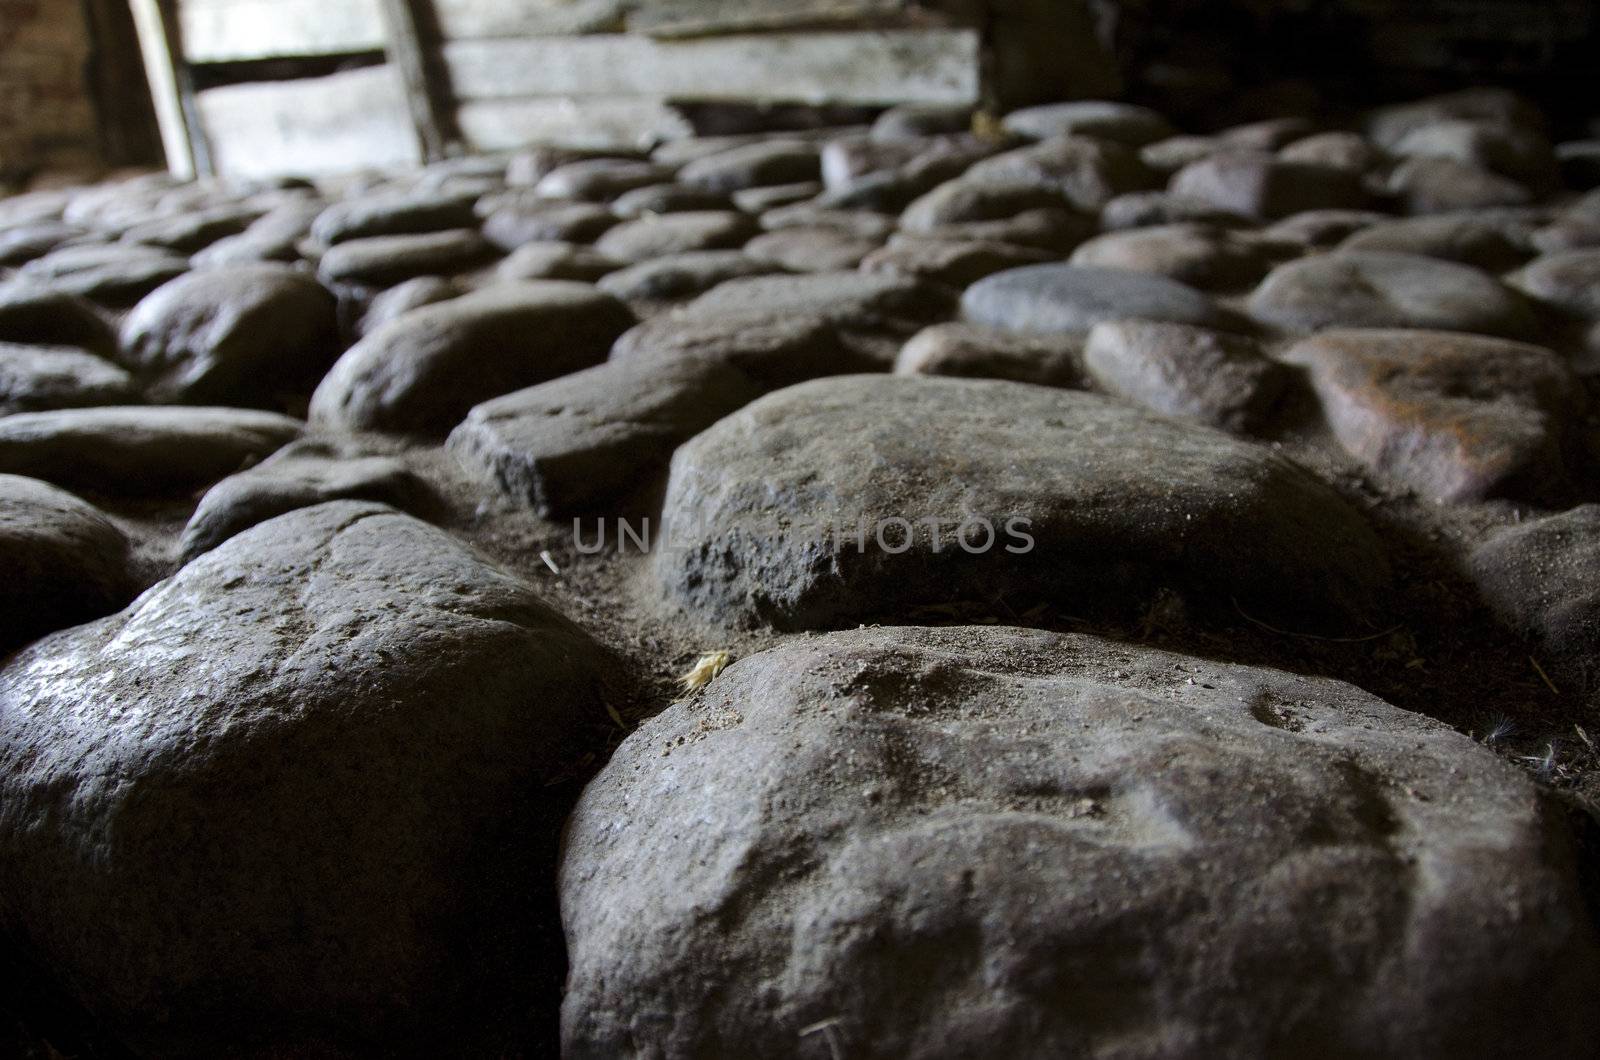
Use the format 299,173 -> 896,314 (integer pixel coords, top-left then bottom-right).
1084,320 -> 1287,432
1282,329 -> 1582,503
1002,100 -> 1174,146
309,192 -> 477,245
1340,216 -> 1533,272
0,342 -> 138,415
655,376 -> 1388,630
964,135 -> 1155,212
118,265 -> 338,405
862,237 -> 1051,287
609,306 -> 865,388
1069,223 -> 1281,290
0,501 -> 608,1055
1385,157 -> 1535,215
894,323 -> 1081,387
310,282 -> 634,434
596,250 -> 781,302
316,229 -> 497,287
481,201 -> 617,250
684,270 -> 952,336
0,473 -> 130,652
495,241 -> 620,283
0,283 -> 117,357
1509,249 -> 1600,320
743,227 -> 881,272
963,263 -> 1222,335
18,244 -> 190,305
562,624 -> 1600,1058
1248,252 -> 1537,337
0,405 -> 302,494
1468,506 -> 1600,683
179,439 -> 438,560
534,160 -> 674,202
356,276 -> 461,337
678,141 -> 821,192
449,357 -> 761,517
593,210 -> 757,263
610,183 -> 731,218
1169,152 -> 1367,220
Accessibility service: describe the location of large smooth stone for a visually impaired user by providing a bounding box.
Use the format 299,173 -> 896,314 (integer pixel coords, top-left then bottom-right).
962,264 -> 1222,335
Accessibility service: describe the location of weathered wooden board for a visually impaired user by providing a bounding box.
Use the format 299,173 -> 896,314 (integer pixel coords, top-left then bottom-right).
180,0 -> 386,62
627,0 -> 916,39
443,29 -> 980,105
128,0 -> 198,178
455,96 -> 695,150
197,65 -> 422,178
431,0 -> 628,40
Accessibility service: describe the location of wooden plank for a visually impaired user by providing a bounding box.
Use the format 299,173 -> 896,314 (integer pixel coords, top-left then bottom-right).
375,0 -> 460,161
127,0 -> 197,178
197,65 -> 422,178
455,97 -> 694,151
180,0 -> 386,62
432,0 -> 628,39
443,30 -> 980,106
627,0 -> 916,39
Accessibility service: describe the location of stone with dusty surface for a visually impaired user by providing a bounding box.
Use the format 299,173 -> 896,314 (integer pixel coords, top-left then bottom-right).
1248,252 -> 1537,338
655,375 -> 1388,630
862,237 -> 1051,287
1468,506 -> 1600,682
0,501 -> 608,1055
593,211 -> 757,263
0,473 -> 130,651
1098,191 -> 1248,230
742,227 -> 881,272
534,160 -> 674,202
894,323 -> 1081,386
495,242 -> 621,283
309,192 -> 477,245
1002,100 -> 1174,146
481,202 -> 617,250
0,405 -> 302,494
1339,216 -> 1533,272
562,624 -> 1599,1059
449,357 -> 761,517
310,282 -> 634,434
0,343 -> 137,415
1385,157 -> 1534,215
678,141 -> 821,192
610,183 -> 731,218
316,229 -> 497,287
963,263 -> 1222,335
1282,329 -> 1582,503
1085,320 -> 1286,432
19,244 -> 189,305
964,135 -> 1155,212
118,265 -> 337,405
356,276 -> 461,337
0,283 -> 117,358
1169,151 -> 1367,220
179,438 -> 438,559
1509,249 -> 1600,321
684,270 -> 951,337
597,250 -> 781,303
1069,223 -> 1281,290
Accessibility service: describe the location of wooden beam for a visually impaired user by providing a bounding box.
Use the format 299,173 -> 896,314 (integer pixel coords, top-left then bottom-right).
180,0 -> 387,63
128,0 -> 207,177
455,96 -> 694,151
376,0 -> 460,161
444,30 -> 981,106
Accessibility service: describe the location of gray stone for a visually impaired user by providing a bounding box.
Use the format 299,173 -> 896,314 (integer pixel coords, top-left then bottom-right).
0,473 -> 130,651
356,276 -> 461,337
309,192 -> 477,245
179,438 -> 438,559
0,406 -> 302,494
495,241 -> 621,283
1263,209 -> 1391,248
481,202 -> 618,250
1248,252 -> 1537,338
449,357 -> 761,517
534,160 -> 676,202
901,180 -> 1069,232
0,342 -> 138,415
677,141 -> 821,192
1339,216 -> 1534,272
1282,329 -> 1582,503
1278,131 -> 1383,172
1169,151 -> 1367,220
0,501 -> 607,1055
609,307 -> 864,389
742,226 -> 880,272
1366,89 -> 1544,150
18,244 -> 190,305
310,281 -> 634,434
685,270 -> 952,336
1069,223 -> 1281,290
870,103 -> 973,141
1509,249 -> 1600,320
861,237 -> 1051,287
1386,157 -> 1534,215
593,210 -> 757,263
1098,191 -> 1248,231
316,230 -> 498,287
1468,506 -> 1600,684
1085,320 -> 1287,432
964,135 -> 1155,212
610,183 -> 732,218
118,265 -> 338,405
597,250 -> 782,302
0,283 -> 117,358
1388,120 -> 1556,187
654,375 -> 1389,630
894,323 -> 1081,386
1001,100 -> 1174,146
562,624 -> 1598,1059
963,264 -> 1222,335
189,201 -> 324,268
118,204 -> 261,254
0,221 -> 88,267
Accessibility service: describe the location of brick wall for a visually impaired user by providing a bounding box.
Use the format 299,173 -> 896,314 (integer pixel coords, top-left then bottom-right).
0,0 -> 99,180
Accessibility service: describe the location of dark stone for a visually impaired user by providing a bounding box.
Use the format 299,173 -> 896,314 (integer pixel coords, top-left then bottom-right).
962,263 -> 1222,335
0,343 -> 138,415
316,230 -> 498,287
0,473 -> 130,652
1085,320 -> 1287,432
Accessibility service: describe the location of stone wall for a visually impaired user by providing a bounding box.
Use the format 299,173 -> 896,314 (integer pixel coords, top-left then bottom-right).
0,0 -> 99,180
